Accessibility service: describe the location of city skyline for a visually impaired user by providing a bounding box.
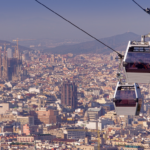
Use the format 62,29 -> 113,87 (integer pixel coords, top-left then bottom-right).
0,1 -> 150,149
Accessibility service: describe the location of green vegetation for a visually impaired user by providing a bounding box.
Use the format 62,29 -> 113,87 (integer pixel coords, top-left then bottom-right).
10,142 -> 33,146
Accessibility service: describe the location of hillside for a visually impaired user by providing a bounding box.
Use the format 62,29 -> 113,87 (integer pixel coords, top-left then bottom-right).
43,32 -> 140,55
0,40 -> 33,52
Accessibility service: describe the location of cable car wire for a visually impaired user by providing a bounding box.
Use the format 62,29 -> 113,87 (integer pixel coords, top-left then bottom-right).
35,0 -> 123,58
132,0 -> 150,15
132,0 -> 145,11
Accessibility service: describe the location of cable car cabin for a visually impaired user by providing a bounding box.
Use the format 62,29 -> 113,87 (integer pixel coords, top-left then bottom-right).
113,82 -> 142,116
123,41 -> 150,83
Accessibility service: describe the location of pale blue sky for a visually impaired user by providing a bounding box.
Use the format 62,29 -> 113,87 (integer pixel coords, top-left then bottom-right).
0,0 -> 150,41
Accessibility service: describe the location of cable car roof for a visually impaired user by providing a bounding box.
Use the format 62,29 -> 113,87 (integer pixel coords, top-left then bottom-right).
117,82 -> 139,87
129,41 -> 150,47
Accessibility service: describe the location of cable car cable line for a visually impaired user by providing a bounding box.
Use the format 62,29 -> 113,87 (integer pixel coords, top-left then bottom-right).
132,0 -> 145,11
35,0 -> 123,59
132,0 -> 150,15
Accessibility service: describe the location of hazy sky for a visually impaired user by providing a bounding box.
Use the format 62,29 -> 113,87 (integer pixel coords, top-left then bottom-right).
0,0 -> 150,41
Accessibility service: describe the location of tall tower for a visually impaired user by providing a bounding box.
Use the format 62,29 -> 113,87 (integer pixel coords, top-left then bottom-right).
16,45 -> 20,75
5,49 -> 8,80
3,45 -> 8,80
0,47 -> 2,78
61,80 -> 77,109
12,42 -> 22,81
2,43 -> 10,80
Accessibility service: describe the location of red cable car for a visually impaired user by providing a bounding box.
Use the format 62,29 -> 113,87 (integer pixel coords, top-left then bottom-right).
113,82 -> 142,115
123,39 -> 150,83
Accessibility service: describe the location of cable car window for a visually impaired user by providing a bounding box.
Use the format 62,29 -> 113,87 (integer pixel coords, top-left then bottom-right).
125,52 -> 150,73
115,87 -> 136,99
115,100 -> 136,107
128,47 -> 150,52
115,87 -> 136,107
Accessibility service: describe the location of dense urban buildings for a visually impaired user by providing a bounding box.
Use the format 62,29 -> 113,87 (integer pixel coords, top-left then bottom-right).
0,44 -> 149,149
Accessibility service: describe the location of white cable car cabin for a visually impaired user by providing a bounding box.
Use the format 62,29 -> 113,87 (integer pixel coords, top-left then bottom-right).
123,38 -> 150,83
113,82 -> 142,116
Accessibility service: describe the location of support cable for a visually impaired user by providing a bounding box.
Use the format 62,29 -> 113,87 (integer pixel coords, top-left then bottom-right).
35,0 -> 123,58
132,0 -> 150,15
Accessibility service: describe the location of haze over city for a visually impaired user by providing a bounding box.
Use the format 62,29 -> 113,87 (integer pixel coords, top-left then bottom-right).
0,0 -> 150,41
0,1 -> 150,150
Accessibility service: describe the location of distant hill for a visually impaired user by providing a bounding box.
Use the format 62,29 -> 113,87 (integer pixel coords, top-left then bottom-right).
0,40 -> 33,52
43,32 -> 141,55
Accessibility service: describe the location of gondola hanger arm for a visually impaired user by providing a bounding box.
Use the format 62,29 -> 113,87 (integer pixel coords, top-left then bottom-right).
141,33 -> 150,42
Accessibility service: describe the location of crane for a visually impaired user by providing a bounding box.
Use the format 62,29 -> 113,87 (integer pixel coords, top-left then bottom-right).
2,43 -> 10,52
12,38 -> 35,58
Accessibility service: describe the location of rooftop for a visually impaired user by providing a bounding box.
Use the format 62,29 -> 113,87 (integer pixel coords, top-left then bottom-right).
87,107 -> 101,112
